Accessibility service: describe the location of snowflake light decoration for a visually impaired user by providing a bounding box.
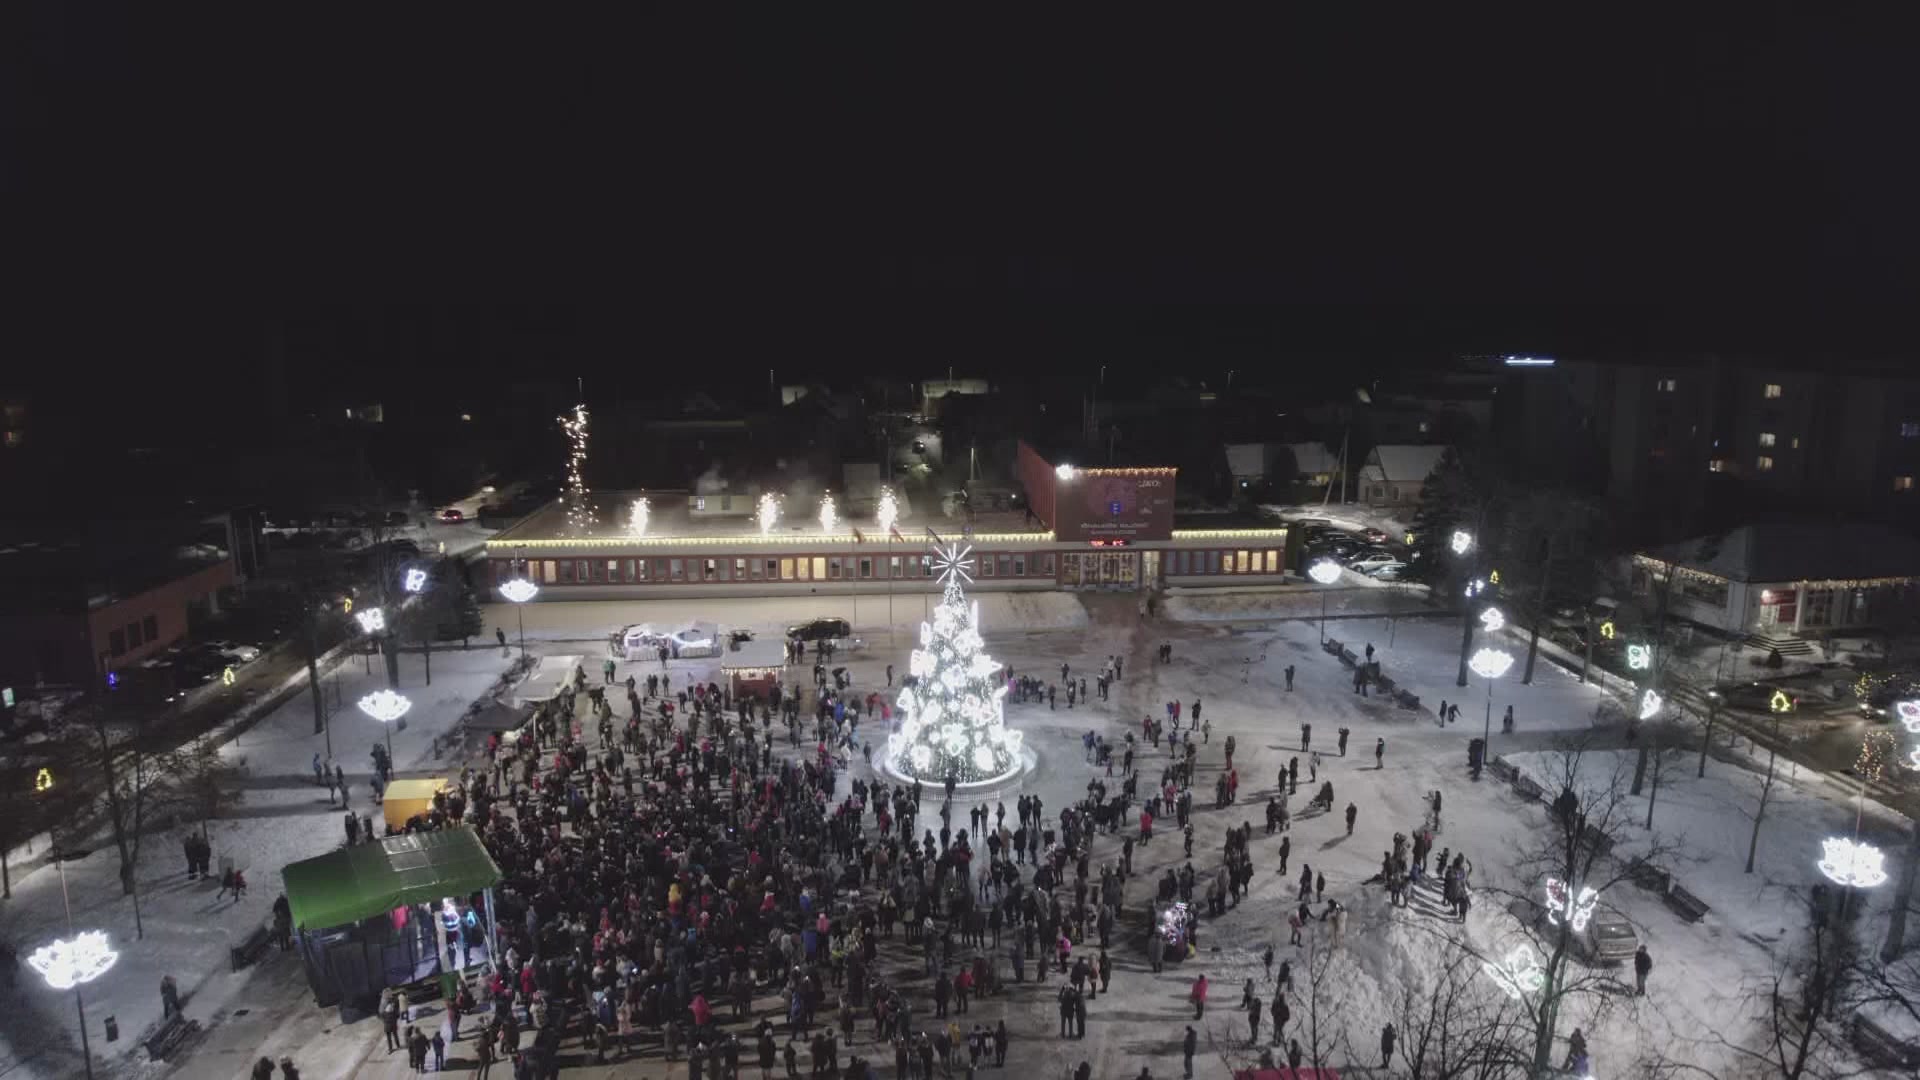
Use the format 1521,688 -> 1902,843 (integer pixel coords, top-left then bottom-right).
818,492 -> 838,534
28,931 -> 119,990
1482,944 -> 1545,999
1544,876 -> 1600,933
357,689 -> 413,724
628,496 -> 650,537
757,492 -> 780,536
1817,837 -> 1888,888
932,542 -> 975,589
1468,647 -> 1514,680
1478,606 -> 1506,633
499,578 -> 539,603
1639,689 -> 1663,720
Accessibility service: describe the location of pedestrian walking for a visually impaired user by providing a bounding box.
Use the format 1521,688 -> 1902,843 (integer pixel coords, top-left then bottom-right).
1380,1022 -> 1395,1067
1345,802 -> 1357,835
1284,665 -> 1294,691
1190,974 -> 1208,1019
1182,1027 -> 1197,1079
1374,738 -> 1385,769
1337,727 -> 1349,756
1634,944 -> 1652,995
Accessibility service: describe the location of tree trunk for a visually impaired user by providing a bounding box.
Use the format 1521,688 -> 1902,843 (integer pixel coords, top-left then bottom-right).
2,847 -> 10,899
1697,705 -> 1718,778
1747,747 -> 1776,874
1646,747 -> 1662,830
1630,743 -> 1649,796
307,617 -> 326,736
1580,615 -> 1594,684
423,633 -> 433,687
384,634 -> 401,689
1881,816 -> 1920,961
1522,566 -> 1550,685
1455,614 -> 1475,688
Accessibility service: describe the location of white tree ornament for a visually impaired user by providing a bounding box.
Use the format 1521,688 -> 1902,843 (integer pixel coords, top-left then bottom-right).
1482,944 -> 1545,999
887,542 -> 1022,783
1817,837 -> 1888,888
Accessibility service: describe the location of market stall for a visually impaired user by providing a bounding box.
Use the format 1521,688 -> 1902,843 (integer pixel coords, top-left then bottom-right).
380,777 -> 449,833
722,636 -> 789,699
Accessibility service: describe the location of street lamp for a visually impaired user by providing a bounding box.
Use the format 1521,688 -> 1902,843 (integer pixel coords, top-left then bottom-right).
1469,646 -> 1514,744
498,578 -> 538,658
28,930 -> 118,1080
358,688 -> 412,760
1308,559 -> 1342,643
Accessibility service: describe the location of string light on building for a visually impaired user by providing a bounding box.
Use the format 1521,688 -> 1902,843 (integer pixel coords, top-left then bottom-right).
558,403 -> 597,535
1450,529 -> 1474,555
1478,606 -> 1507,633
1482,943 -> 1545,999
876,487 -> 899,536
819,492 -> 838,534
628,497 -> 650,537
886,541 -> 1023,783
757,492 -> 780,536
1639,689 -> 1663,721
1817,837 -> 1888,888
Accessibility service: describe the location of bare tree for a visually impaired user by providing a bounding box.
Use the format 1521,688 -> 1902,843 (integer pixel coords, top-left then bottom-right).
1713,907 -> 1867,1080
1382,930 -> 1536,1079
93,712 -> 183,939
175,735 -> 247,840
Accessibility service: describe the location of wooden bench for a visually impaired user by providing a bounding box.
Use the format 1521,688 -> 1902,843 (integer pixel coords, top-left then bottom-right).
1630,863 -> 1672,894
1666,885 -> 1709,923
144,1014 -> 201,1061
1852,1013 -> 1920,1069
1322,638 -> 1344,656
229,923 -> 274,972
1393,688 -> 1421,710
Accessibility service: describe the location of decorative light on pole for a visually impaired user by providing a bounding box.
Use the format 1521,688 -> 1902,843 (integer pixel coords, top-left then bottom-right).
1449,529 -> 1474,556
1818,837 -> 1888,888
1638,689 -> 1663,721
757,492 -> 780,536
1626,643 -> 1652,670
819,492 -> 838,534
628,496 -> 650,537
1598,619 -> 1616,640
403,568 -> 428,593
499,578 -> 538,659
1478,606 -> 1506,634
29,930 -> 118,1080
358,688 -> 411,760
1469,647 -> 1514,743
1544,877 -> 1600,932
1463,577 -> 1486,598
1895,699 -> 1920,734
1308,559 -> 1341,643
1482,943 -> 1545,999
354,607 -> 386,634
1772,690 -> 1797,715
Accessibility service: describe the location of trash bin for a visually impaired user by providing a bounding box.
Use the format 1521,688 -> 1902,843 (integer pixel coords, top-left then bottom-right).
105,1016 -> 119,1042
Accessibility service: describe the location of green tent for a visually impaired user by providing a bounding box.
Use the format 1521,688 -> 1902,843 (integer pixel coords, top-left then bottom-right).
282,827 -> 501,931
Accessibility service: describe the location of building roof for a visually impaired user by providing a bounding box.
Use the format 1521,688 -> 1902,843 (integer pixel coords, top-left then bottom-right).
1223,444 -> 1270,477
281,827 -> 501,931
1285,443 -> 1341,475
489,494 -> 1047,548
1644,522 -> 1920,584
1359,445 -> 1446,484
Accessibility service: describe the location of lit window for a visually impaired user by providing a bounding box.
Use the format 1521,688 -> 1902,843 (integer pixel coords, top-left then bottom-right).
812,557 -> 826,580
1758,432 -> 1776,447
1763,383 -> 1783,399
1756,456 -> 1775,471
1790,437 -> 1800,449
1708,459 -> 1728,473
1656,378 -> 1677,392
1417,421 -> 1430,434
694,496 -> 706,511
1896,476 -> 1916,492
1901,421 -> 1920,438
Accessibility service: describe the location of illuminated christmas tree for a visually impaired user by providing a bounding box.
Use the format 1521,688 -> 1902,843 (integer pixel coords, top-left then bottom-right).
888,542 -> 1023,782
559,404 -> 596,535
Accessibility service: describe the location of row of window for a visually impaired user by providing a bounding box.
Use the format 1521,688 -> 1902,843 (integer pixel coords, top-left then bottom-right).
497,551 -> 1064,586
1169,549 -> 1282,575
108,613 -> 162,658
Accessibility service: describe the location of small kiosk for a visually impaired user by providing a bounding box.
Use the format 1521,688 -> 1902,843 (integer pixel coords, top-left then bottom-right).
722,637 -> 789,700
381,777 -> 449,833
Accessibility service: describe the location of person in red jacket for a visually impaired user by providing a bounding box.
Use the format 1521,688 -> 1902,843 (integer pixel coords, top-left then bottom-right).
1140,808 -> 1154,844
690,992 -> 713,1028
1190,974 -> 1208,1019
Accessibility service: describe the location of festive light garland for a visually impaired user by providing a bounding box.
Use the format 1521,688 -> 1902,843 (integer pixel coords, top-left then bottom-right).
28,931 -> 118,990
1450,530 -> 1474,555
1856,731 -> 1895,783
1895,700 -> 1920,734
885,542 -> 1023,783
1469,647 -> 1515,680
1544,876 -> 1599,933
357,689 -> 412,724
558,404 -> 597,535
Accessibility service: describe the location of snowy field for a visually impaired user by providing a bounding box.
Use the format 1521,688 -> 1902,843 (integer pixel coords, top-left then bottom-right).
483,591 -> 1091,643
3,582 -> 1909,1079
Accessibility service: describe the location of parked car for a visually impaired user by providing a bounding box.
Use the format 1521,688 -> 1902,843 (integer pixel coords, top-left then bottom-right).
1575,905 -> 1640,963
1708,681 -> 1800,713
787,617 -> 852,643
1358,527 -> 1389,544
1342,547 -> 1395,567
204,639 -> 262,664
1310,538 -> 1365,562
438,507 -> 465,523
1359,559 -> 1406,579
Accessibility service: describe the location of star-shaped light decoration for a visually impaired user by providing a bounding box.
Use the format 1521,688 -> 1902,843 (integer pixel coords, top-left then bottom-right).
28,931 -> 119,990
1817,837 -> 1888,888
932,542 -> 976,590
1482,943 -> 1545,1000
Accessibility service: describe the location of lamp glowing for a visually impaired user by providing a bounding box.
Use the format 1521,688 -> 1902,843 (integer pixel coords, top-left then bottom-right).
357,689 -> 412,724
1626,644 -> 1652,670
1895,700 -> 1920,733
499,579 -> 539,604
1307,560 -> 1342,585
819,492 -> 838,534
1818,837 -> 1888,888
876,487 -> 899,536
1638,689 -> 1663,720
1469,648 -> 1514,680
1772,690 -> 1797,714
1055,464 -> 1075,481
1449,530 -> 1474,556
1478,606 -> 1507,633
1482,944 -> 1544,999
28,931 -> 118,990
354,607 -> 386,634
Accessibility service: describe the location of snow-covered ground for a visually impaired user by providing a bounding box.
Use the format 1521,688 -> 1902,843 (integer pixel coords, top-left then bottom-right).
483,591 -> 1091,643
9,577 -> 1908,1079
0,647 -> 517,1080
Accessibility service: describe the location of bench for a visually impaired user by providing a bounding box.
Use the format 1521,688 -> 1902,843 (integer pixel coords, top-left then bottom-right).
1337,647 -> 1359,667
1393,689 -> 1421,710
145,1014 -> 201,1061
1373,675 -> 1396,695
1630,863 -> 1672,894
1852,1013 -> 1920,1069
230,923 -> 274,972
1666,885 -> 1710,923
1322,638 -> 1344,656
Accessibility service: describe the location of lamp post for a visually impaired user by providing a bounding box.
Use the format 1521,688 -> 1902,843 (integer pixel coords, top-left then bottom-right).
1307,559 -> 1342,643
358,689 -> 412,761
28,930 -> 119,1080
499,578 -> 539,659
1469,646 -> 1514,745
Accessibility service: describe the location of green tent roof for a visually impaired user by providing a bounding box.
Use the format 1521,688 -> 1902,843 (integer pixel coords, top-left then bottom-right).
282,827 -> 502,931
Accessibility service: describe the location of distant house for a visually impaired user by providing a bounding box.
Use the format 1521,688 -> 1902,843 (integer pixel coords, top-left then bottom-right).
1636,522 -> 1920,642
1282,443 -> 1342,491
1224,443 -> 1278,489
1357,445 -> 1447,507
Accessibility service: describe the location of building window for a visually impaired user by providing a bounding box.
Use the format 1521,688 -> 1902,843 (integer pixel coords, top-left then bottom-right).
1896,475 -> 1916,492
1790,437 -> 1800,449
765,559 -> 779,580
1763,383 -> 1783,399
812,557 -> 827,580
1758,432 -> 1776,447
127,620 -> 144,649
110,628 -> 126,656
1417,420 -> 1430,434
635,560 -> 650,582
1756,455 -> 1775,472
540,560 -> 555,583
999,555 -> 1013,577
1656,378 -> 1677,392
667,559 -> 683,582
749,559 -> 763,581
780,558 -> 795,581
559,560 -> 575,583
703,559 -> 719,582
589,560 -> 605,582
734,558 -> 747,580
858,557 -> 872,579
828,556 -> 841,580
694,496 -> 706,511
1266,550 -> 1279,573
1209,551 -> 1222,574
980,556 -> 994,577
143,614 -> 159,642
1902,421 -> 1920,438
1237,550 -> 1251,573
1041,553 -> 1056,576
1708,459 -> 1728,473
1014,554 -> 1026,576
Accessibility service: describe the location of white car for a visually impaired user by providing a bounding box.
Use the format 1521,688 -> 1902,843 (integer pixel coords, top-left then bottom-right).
1360,560 -> 1407,579
1348,555 -> 1400,574
206,640 -> 262,664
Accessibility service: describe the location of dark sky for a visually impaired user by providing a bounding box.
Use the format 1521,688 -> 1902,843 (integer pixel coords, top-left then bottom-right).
7,7 -> 1919,410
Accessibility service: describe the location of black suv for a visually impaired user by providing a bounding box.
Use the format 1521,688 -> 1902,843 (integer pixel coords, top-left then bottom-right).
787,617 -> 851,642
